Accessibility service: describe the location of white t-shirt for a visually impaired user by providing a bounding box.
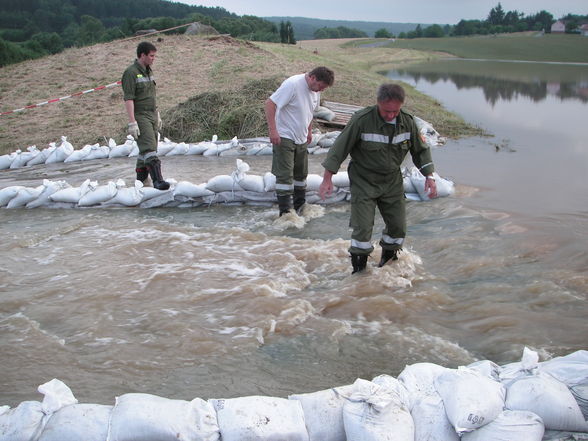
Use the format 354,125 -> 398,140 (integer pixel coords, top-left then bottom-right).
270,73 -> 320,144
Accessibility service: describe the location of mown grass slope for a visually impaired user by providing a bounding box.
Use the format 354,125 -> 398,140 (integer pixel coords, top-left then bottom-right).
0,35 -> 482,154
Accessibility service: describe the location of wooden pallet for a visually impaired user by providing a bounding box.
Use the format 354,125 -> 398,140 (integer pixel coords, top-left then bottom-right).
315,100 -> 364,128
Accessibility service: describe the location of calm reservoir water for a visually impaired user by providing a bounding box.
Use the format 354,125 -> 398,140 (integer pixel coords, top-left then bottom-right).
1,59 -> 587,406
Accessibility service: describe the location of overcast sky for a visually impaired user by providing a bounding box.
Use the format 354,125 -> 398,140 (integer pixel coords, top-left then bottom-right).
179,0 -> 585,24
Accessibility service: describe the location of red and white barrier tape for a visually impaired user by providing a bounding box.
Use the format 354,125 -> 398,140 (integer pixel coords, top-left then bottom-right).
1,81 -> 122,116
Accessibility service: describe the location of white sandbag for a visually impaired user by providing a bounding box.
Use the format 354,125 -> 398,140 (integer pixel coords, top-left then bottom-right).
38,378 -> 78,414
233,191 -> 276,202
220,143 -> 249,156
236,174 -> 265,192
318,137 -> 335,148
83,144 -> 110,160
405,193 -> 422,201
128,142 -> 139,157
49,179 -> 91,204
306,174 -> 323,192
410,393 -> 459,441
38,404 -> 112,441
467,359 -> 502,381
571,383 -> 588,420
27,144 -> 55,166
398,362 -> 451,406
415,116 -> 446,147
461,410 -> 544,441
255,146 -> 273,155
64,144 -> 92,162
434,367 -> 506,435
331,171 -> 349,188
543,430 -> 588,440
0,401 -> 47,441
403,176 -> 417,194
0,152 -> 17,169
210,396 -> 308,441
10,146 -> 39,169
540,350 -> 588,387
314,105 -> 336,121
410,168 -> 455,201
157,138 -> 177,156
205,175 -> 243,192
107,393 -> 219,441
166,142 -> 189,156
244,143 -> 270,156
308,132 -> 323,148
263,172 -> 276,192
109,137 -> 135,158
289,384 -> 354,441
174,181 -> 214,198
505,372 -> 588,432
310,147 -> 330,155
324,130 -> 341,139
306,189 -> 348,204
45,136 -> 74,164
499,346 -> 540,382
342,378 -> 414,441
78,181 -> 117,206
203,137 -> 238,157
102,180 -> 144,207
27,180 -> 71,208
187,142 -> 210,155
203,191 -> 246,204
6,185 -> 44,208
139,190 -> 175,207
0,186 -> 25,207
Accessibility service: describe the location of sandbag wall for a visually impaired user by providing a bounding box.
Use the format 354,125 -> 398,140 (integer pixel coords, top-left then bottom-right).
0,157 -> 455,209
1,349 -> 587,441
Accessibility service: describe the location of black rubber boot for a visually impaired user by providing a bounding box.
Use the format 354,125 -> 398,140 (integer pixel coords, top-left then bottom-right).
350,253 -> 368,274
293,187 -> 306,213
277,194 -> 292,216
135,166 -> 148,183
378,249 -> 399,267
147,159 -> 170,190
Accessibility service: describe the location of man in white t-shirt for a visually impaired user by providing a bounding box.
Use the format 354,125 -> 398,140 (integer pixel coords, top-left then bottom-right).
265,66 -> 335,215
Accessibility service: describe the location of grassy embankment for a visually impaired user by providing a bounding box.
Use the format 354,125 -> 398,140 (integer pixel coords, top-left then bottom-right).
351,33 -> 588,63
0,35 -> 482,155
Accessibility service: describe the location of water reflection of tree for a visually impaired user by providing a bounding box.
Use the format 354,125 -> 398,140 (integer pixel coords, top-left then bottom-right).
397,70 -> 588,105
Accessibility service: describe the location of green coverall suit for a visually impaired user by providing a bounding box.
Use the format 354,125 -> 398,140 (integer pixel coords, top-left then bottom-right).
121,60 -> 159,169
322,105 -> 435,256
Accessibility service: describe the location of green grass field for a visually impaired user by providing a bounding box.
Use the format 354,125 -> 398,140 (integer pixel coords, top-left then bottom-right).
360,33 -> 588,63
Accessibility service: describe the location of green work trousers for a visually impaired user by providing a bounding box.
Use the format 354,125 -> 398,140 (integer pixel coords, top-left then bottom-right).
271,137 -> 308,196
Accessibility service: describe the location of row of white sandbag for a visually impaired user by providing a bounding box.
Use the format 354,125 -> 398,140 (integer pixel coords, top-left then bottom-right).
0,161 -> 454,209
0,130 -> 344,171
1,349 -> 586,441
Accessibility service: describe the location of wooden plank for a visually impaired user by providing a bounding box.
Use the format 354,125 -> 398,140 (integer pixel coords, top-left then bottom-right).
315,101 -> 364,129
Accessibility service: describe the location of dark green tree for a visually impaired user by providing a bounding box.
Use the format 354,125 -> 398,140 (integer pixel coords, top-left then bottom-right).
374,28 -> 391,38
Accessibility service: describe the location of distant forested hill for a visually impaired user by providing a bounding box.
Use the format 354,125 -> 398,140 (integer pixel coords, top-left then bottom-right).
263,16 -> 428,40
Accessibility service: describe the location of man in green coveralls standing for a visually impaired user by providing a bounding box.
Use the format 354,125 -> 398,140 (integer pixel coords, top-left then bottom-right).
319,83 -> 438,274
122,41 -> 170,190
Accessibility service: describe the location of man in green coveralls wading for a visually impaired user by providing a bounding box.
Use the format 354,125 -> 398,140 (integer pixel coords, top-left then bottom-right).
319,83 -> 438,274
122,41 -> 170,190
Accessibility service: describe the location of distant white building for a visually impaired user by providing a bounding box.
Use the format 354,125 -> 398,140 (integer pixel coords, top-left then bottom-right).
580,24 -> 588,36
551,20 -> 566,33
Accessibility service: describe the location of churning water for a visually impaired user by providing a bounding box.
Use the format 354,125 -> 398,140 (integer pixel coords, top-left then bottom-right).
1,59 -> 587,406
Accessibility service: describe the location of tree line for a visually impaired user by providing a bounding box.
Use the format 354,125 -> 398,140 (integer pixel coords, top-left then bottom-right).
0,0 -> 292,67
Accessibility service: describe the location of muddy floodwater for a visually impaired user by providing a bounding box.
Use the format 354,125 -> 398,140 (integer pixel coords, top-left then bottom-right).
1,59 -> 587,406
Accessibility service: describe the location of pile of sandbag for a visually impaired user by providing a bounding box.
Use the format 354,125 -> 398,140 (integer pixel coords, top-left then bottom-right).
0,159 -> 454,209
1,349 -> 587,441
0,114 -> 447,171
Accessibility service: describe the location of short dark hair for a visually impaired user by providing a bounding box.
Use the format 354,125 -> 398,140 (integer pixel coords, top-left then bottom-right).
377,83 -> 405,103
137,41 -> 157,58
309,66 -> 335,86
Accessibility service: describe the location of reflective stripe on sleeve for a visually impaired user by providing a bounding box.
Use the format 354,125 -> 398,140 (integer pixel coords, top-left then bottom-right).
361,133 -> 389,143
351,239 -> 373,250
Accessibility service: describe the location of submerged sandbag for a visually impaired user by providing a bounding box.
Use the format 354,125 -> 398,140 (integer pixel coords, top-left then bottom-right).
108,393 -> 219,441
